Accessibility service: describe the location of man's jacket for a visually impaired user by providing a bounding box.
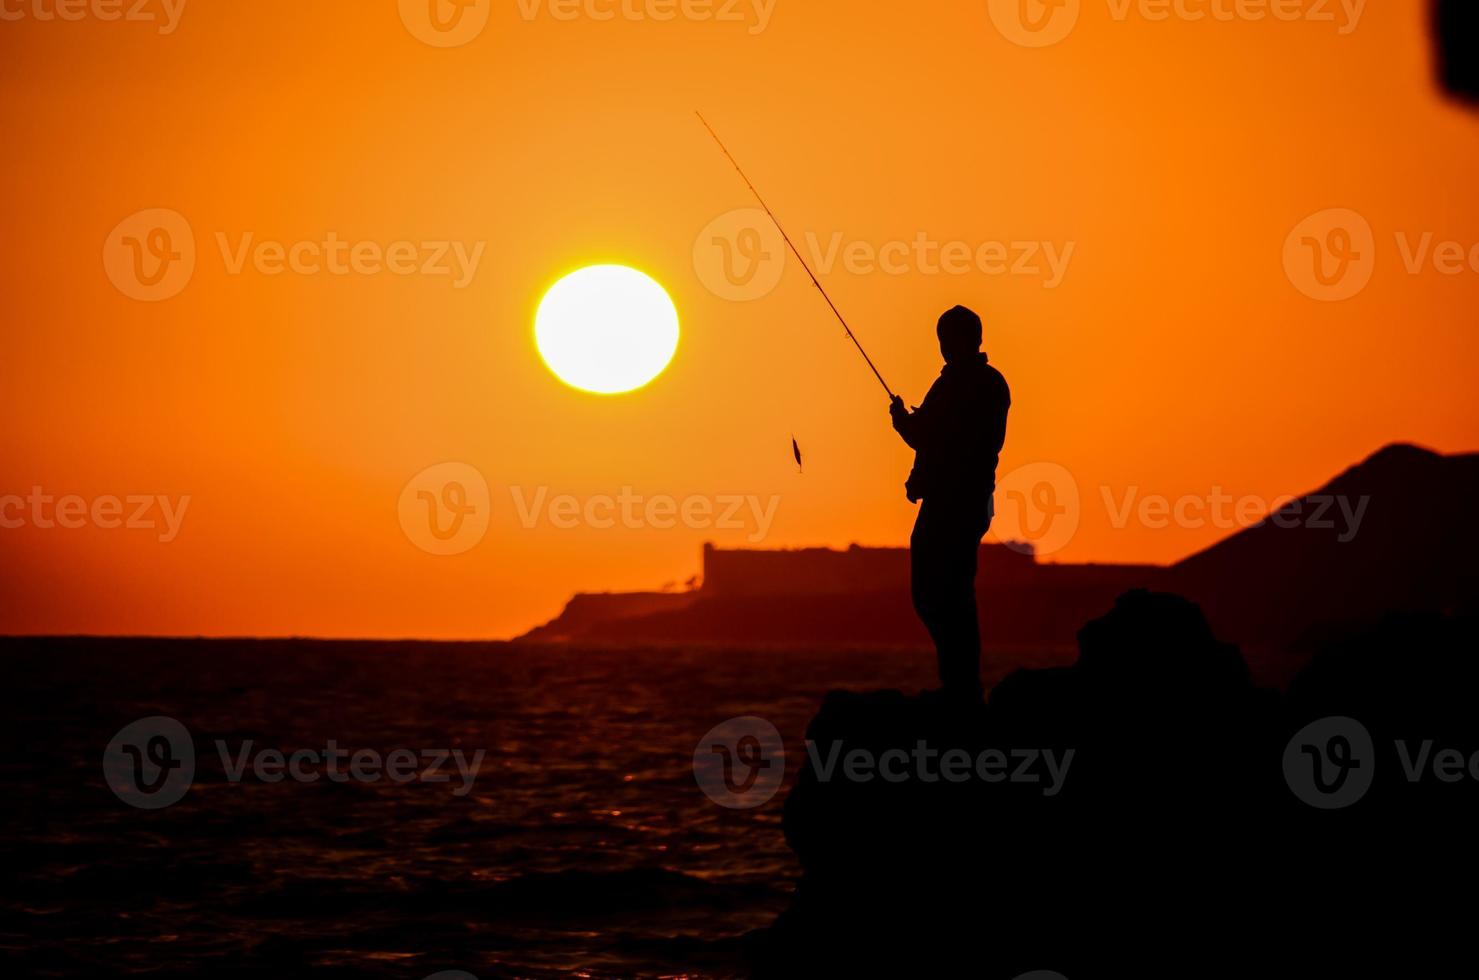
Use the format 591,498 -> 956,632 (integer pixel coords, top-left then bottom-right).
893,352 -> 1011,507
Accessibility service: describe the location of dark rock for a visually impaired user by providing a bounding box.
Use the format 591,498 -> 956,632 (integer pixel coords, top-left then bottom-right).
752,592 -> 1479,976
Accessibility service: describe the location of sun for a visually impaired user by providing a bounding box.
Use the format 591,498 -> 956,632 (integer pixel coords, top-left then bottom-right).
535,265 -> 680,395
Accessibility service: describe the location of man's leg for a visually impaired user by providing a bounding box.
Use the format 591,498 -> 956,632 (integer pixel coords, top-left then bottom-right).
934,525 -> 982,701
910,503 -> 948,655
911,501 -> 988,701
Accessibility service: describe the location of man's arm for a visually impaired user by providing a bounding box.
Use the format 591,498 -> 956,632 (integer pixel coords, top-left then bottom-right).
890,395 -> 928,450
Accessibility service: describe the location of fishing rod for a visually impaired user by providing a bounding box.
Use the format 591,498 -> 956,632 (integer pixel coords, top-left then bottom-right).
696,112 -> 896,402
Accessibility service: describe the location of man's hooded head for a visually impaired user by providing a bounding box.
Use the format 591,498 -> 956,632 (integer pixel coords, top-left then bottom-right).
937,305 -> 983,364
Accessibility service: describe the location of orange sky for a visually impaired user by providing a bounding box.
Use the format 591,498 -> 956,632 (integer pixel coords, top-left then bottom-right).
2,0 -> 1477,639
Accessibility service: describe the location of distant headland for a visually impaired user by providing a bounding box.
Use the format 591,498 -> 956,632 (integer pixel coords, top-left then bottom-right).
520,445 -> 1479,684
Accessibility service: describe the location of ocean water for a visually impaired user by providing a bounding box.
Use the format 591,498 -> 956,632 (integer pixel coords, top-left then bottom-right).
1,638 -> 1017,978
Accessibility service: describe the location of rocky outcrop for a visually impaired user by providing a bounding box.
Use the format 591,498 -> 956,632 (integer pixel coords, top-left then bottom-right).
750,591 -> 1479,976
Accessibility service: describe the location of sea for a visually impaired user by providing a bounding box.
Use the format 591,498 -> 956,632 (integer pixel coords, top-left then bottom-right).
0,638 -> 1053,978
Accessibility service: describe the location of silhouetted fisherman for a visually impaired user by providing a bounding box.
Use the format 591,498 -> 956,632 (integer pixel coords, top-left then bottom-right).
890,306 -> 1011,703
